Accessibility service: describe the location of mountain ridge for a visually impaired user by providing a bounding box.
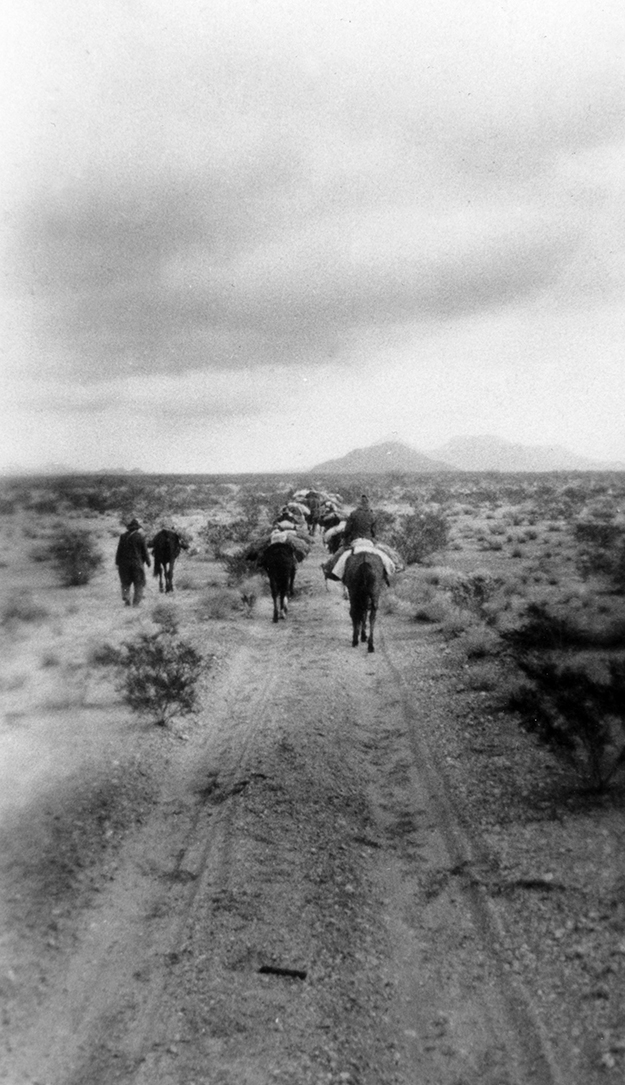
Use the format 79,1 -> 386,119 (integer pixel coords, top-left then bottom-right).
310,441 -> 451,474
310,437 -> 625,474
429,435 -> 623,472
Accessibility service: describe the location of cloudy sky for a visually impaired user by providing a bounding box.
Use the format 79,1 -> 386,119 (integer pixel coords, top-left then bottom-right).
2,0 -> 625,472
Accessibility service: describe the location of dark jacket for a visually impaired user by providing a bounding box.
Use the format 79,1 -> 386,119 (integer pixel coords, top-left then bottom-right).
115,529 -> 151,569
343,507 -> 377,545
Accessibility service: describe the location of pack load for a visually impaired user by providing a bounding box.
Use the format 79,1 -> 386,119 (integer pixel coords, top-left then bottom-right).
245,524 -> 311,566
324,520 -> 346,546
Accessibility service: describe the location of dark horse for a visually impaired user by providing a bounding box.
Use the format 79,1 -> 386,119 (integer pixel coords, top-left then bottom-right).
343,551 -> 384,652
262,542 -> 297,622
149,529 -> 189,593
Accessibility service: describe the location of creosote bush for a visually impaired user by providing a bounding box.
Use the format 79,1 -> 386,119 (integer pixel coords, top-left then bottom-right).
450,572 -> 501,618
151,603 -> 180,635
389,507 -> 449,565
510,657 -> 625,792
114,629 -> 205,727
47,528 -> 103,586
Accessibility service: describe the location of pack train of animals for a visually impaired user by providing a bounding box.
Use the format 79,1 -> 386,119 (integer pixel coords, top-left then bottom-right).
115,489 -> 400,652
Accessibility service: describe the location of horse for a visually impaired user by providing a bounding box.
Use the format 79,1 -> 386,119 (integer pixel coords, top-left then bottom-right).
343,550 -> 385,652
261,542 -> 298,623
149,529 -> 189,593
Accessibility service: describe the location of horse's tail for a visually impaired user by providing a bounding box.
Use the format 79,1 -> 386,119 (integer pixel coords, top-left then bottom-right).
153,556 -> 162,578
362,561 -> 377,605
352,560 -> 376,621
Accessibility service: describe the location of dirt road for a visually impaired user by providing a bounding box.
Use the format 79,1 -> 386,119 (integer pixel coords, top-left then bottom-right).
0,556 -> 579,1084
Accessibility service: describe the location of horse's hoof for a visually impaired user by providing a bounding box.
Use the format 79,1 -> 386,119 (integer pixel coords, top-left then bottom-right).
368,644 -> 375,653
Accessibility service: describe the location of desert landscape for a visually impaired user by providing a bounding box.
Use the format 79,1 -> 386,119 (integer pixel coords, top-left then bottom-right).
0,467 -> 624,1085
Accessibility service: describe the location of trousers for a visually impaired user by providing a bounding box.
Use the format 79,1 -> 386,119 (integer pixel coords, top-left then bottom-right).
118,565 -> 146,606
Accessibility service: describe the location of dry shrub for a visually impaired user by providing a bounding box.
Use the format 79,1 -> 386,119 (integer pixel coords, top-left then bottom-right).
389,507 -> 449,565
173,574 -> 195,591
238,577 -> 259,616
88,641 -> 122,667
40,651 -> 61,668
380,592 -> 405,616
198,586 -> 244,620
464,662 -> 500,691
440,611 -> 476,640
1,590 -> 49,627
450,571 -> 501,617
500,600 -> 625,651
47,528 -> 103,586
459,626 -> 502,659
114,629 -> 205,727
151,603 -> 180,635
509,657 -> 625,791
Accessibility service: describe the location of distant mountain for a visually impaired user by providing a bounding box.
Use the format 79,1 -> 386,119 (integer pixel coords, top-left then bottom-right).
429,435 -> 622,472
0,462 -> 76,477
96,467 -> 145,475
310,441 -> 451,474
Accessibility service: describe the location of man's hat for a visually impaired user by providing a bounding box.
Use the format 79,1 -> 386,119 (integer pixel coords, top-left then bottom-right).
127,518 -> 141,530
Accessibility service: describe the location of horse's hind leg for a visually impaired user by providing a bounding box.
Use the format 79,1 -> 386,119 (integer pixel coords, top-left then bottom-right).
367,608 -> 377,652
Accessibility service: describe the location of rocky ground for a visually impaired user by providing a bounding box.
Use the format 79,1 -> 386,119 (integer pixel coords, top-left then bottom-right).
1,541 -> 624,1084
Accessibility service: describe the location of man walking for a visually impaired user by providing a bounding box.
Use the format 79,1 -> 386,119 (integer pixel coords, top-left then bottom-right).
115,518 -> 151,606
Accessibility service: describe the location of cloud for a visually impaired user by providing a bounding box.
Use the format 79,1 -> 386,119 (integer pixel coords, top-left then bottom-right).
15,170 -> 579,383
4,0 -> 625,471
8,0 -> 625,391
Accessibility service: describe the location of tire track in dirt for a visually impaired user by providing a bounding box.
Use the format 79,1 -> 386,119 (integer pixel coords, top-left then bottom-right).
377,625 -> 569,1085
126,564 -> 570,1085
3,629 -> 292,1085
5,557 -> 571,1084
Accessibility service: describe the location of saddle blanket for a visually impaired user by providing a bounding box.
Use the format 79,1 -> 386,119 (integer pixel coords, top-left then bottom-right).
332,539 -> 395,581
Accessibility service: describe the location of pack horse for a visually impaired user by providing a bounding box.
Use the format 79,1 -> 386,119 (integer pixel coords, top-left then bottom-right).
149,529 -> 189,593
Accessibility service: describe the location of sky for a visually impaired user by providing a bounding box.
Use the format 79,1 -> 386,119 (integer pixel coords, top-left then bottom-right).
2,0 -> 625,473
